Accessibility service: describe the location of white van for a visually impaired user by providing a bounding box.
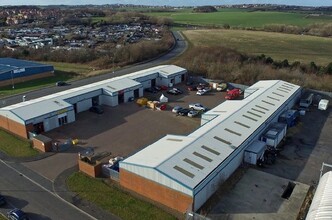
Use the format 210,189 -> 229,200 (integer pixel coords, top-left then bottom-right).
299,93 -> 314,108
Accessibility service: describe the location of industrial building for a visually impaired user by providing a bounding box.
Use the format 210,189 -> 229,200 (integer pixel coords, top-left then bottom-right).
119,80 -> 302,213
306,171 -> 332,220
0,65 -> 187,139
0,58 -> 54,87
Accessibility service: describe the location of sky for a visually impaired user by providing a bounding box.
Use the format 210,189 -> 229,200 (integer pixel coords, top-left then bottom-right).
0,0 -> 331,7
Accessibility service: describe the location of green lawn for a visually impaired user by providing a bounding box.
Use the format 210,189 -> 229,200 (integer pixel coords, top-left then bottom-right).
45,62 -> 92,74
0,129 -> 38,157
67,172 -> 176,220
0,70 -> 77,98
183,29 -> 332,65
146,8 -> 332,28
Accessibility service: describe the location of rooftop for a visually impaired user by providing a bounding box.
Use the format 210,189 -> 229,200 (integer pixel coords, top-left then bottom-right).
121,80 -> 301,190
0,58 -> 52,74
0,65 -> 185,123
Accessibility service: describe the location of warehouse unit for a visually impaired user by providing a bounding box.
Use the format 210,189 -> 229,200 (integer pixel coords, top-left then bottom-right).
306,171 -> 332,220
0,65 -> 186,138
0,58 -> 54,87
120,80 -> 302,213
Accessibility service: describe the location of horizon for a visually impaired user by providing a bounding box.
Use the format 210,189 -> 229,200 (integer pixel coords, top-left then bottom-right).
0,1 -> 331,7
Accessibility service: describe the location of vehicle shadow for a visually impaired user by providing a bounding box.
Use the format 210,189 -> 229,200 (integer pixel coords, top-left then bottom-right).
3,195 -> 28,209
26,213 -> 51,220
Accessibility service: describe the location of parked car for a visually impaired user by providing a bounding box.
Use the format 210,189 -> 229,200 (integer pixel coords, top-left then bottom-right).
144,87 -> 158,93
172,88 -> 183,94
188,110 -> 199,117
7,208 -> 29,220
167,89 -> 179,95
55,81 -> 69,86
196,83 -> 208,91
225,88 -> 242,100
189,103 -> 207,112
178,108 -> 191,116
89,105 -> 104,114
196,90 -> 205,96
216,83 -> 228,91
0,193 -> 6,206
196,87 -> 211,96
172,106 -> 183,113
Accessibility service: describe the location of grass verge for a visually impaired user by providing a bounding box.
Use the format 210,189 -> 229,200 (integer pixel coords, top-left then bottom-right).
67,172 -> 176,220
182,29 -> 332,65
0,129 -> 38,157
0,70 -> 77,98
44,62 -> 93,74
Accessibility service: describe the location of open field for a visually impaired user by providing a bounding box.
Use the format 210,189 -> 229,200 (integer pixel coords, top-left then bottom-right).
45,62 -> 93,74
0,70 -> 77,98
182,29 -> 332,65
146,8 -> 332,28
0,129 -> 38,157
67,172 -> 176,220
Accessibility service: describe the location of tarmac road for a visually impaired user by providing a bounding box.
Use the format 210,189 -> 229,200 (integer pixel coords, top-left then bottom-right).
0,31 -> 187,107
0,160 -> 95,220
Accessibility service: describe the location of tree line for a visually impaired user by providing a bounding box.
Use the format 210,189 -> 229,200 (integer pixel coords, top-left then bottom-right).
175,46 -> 332,92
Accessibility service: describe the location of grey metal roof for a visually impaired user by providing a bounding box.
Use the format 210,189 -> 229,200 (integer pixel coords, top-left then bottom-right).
306,171 -> 332,220
0,58 -> 52,74
0,65 -> 184,123
122,80 -> 301,191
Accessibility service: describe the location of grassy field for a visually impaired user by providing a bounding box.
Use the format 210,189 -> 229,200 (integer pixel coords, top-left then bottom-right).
0,70 -> 77,98
0,129 -> 38,157
182,29 -> 332,65
146,8 -> 332,28
45,62 -> 93,74
67,172 -> 176,220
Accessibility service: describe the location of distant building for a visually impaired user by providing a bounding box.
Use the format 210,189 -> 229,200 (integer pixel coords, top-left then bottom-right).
0,58 -> 54,87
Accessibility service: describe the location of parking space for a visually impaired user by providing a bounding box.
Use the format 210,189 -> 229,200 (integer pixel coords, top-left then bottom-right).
23,83 -> 226,181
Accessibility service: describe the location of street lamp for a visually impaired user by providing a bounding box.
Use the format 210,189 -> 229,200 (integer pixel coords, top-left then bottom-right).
11,70 -> 15,89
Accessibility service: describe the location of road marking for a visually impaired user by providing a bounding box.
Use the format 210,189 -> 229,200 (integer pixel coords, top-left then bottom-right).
0,159 -> 98,220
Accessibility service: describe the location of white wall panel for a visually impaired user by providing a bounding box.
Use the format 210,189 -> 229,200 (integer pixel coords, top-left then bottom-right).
76,99 -> 92,113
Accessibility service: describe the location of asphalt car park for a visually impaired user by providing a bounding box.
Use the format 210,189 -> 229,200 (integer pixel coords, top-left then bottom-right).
23,83 -> 226,181
203,96 -> 332,219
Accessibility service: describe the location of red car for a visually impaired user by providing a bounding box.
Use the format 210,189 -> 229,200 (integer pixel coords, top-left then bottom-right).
225,88 -> 242,100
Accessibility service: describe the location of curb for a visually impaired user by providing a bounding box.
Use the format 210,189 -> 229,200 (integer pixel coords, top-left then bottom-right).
0,150 -> 55,163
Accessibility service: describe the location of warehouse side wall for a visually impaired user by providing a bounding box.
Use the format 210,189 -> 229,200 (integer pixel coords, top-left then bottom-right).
0,71 -> 54,87
120,169 -> 193,213
0,115 -> 30,138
